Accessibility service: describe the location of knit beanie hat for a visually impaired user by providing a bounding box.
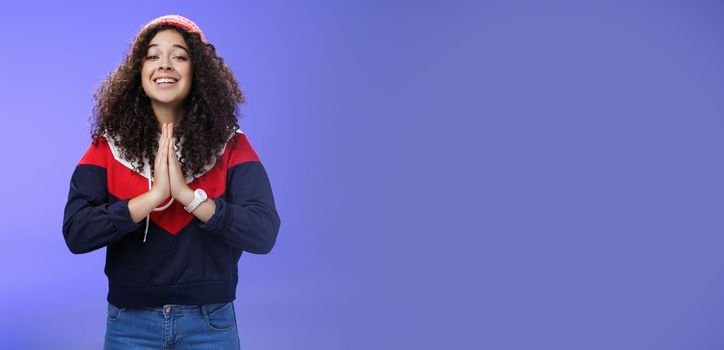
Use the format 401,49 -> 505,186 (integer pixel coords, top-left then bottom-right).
132,14 -> 207,49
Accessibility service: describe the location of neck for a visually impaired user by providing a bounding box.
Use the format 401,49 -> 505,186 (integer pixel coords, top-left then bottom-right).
151,101 -> 184,127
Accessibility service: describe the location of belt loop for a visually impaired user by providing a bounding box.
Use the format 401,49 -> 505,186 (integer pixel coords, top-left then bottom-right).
200,304 -> 208,319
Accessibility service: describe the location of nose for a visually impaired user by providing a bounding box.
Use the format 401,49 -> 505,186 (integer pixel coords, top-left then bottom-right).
158,62 -> 172,70
158,57 -> 173,70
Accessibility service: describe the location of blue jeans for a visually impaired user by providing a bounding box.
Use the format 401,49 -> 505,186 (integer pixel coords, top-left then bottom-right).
104,301 -> 241,349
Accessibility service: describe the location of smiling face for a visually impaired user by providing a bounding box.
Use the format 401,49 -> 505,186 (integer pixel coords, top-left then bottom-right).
140,29 -> 193,109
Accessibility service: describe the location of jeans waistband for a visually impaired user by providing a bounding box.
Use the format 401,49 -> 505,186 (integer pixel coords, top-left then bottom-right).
118,302 -> 229,317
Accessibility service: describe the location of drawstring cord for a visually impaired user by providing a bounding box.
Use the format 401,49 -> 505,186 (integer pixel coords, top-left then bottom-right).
142,163 -> 174,242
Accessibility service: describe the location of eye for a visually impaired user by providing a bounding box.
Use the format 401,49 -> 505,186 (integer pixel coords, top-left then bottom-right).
146,55 -> 158,60
173,56 -> 188,61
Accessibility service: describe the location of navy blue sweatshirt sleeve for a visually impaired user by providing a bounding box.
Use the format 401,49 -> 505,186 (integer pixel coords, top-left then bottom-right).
198,161 -> 281,254
62,164 -> 143,254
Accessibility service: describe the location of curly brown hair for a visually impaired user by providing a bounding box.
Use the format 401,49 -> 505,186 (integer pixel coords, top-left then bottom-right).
90,24 -> 244,179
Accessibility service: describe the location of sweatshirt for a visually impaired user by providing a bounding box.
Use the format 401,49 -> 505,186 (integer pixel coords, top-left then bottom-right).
62,129 -> 281,307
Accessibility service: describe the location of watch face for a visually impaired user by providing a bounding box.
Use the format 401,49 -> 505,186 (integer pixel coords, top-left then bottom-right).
196,189 -> 207,200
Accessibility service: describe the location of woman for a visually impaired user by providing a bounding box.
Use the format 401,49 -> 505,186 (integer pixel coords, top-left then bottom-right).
62,15 -> 281,349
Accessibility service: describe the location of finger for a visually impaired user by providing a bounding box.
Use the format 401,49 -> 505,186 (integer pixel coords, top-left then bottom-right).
158,124 -> 166,153
169,136 -> 179,170
155,132 -> 166,169
165,123 -> 171,148
159,126 -> 168,166
159,126 -> 167,155
167,124 -> 173,148
168,125 -> 177,160
168,136 -> 176,163
167,138 -> 174,168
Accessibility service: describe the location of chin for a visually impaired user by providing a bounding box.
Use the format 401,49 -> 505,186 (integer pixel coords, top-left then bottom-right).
143,86 -> 190,105
153,98 -> 184,106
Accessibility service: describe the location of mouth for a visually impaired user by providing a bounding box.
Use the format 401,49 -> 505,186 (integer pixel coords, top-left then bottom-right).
153,77 -> 179,86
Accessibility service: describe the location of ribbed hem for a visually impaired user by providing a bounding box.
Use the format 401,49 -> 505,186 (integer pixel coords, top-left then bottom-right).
108,279 -> 237,307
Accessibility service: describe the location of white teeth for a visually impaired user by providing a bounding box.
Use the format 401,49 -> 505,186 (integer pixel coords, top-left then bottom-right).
154,78 -> 177,85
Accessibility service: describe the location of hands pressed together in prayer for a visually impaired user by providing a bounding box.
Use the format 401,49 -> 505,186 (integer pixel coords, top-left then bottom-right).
128,122 -> 216,224
149,123 -> 196,207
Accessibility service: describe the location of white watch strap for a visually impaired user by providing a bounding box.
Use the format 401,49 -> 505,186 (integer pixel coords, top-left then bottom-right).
185,198 -> 202,212
184,190 -> 207,213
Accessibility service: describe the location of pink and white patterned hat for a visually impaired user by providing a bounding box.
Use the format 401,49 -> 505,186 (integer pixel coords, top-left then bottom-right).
133,14 -> 207,46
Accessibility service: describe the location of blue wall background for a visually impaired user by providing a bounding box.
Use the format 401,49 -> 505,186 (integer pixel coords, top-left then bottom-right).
2,0 -> 724,349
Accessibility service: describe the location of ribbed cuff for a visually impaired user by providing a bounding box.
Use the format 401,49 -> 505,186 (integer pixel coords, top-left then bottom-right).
108,199 -> 143,234
198,197 -> 231,236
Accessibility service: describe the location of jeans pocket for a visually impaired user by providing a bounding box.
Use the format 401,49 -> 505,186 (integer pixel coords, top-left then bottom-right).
203,302 -> 236,331
107,302 -> 125,321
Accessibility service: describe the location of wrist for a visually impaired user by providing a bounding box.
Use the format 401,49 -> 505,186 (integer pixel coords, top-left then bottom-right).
177,187 -> 195,207
147,188 -> 167,207
184,188 -> 209,213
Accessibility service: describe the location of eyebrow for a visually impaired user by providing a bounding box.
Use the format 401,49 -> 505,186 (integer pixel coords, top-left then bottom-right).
147,44 -> 190,54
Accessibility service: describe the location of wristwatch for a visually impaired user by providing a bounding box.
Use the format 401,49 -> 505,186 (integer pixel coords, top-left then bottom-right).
184,188 -> 208,213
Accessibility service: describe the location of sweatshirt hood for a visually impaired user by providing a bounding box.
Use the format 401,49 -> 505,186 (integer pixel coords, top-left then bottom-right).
102,129 -> 240,184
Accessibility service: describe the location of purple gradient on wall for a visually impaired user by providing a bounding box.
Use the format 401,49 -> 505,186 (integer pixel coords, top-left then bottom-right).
2,0 -> 724,349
